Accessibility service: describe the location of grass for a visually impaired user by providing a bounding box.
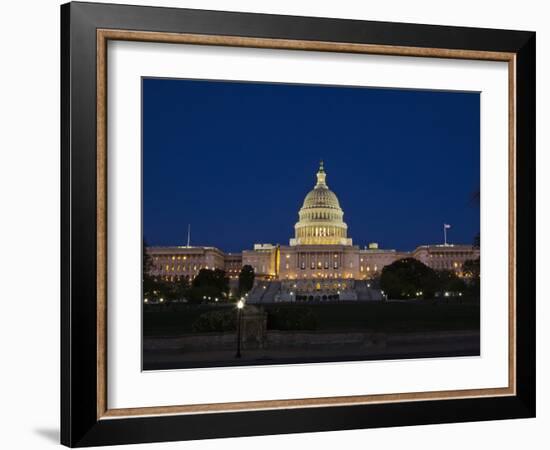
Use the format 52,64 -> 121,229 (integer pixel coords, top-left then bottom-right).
143,301 -> 479,337
143,304 -> 231,336
268,301 -> 479,333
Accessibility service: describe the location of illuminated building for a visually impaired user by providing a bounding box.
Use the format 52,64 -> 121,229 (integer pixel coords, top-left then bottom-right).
146,162 -> 479,301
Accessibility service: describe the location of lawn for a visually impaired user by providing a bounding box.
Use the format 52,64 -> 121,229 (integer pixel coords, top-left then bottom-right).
270,301 -> 479,332
143,301 -> 479,337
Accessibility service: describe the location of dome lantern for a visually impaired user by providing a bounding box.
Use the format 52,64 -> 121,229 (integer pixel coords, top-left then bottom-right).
316,160 -> 327,187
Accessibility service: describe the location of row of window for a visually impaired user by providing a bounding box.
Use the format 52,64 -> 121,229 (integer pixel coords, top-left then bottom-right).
155,261 -> 461,275
429,261 -> 462,269
298,227 -> 344,237
304,212 -> 339,220
156,264 -> 214,272
299,261 -> 338,270
287,273 -> 356,279
429,252 -> 475,258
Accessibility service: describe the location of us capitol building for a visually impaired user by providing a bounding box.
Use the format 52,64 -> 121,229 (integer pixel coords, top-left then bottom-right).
147,162 -> 479,302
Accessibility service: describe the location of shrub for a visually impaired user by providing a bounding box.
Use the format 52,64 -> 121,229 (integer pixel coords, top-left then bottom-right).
267,307 -> 318,330
191,309 -> 236,333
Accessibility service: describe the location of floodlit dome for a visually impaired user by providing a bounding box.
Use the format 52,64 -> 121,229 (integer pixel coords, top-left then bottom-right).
290,161 -> 352,246
302,185 -> 341,210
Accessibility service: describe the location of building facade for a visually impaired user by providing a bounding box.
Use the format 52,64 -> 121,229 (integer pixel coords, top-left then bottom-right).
147,246 -> 226,283
146,162 -> 479,301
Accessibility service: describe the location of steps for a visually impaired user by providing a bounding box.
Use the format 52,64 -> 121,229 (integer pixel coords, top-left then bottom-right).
248,280 -> 381,303
247,281 -> 281,304
354,280 -> 384,301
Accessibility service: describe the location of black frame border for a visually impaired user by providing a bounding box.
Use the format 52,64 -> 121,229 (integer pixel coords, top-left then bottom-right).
61,2 -> 535,447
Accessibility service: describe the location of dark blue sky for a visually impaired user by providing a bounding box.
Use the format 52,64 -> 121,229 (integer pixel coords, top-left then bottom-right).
143,78 -> 479,252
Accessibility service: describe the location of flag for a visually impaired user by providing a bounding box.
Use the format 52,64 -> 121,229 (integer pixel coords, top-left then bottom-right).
444,224 -> 452,229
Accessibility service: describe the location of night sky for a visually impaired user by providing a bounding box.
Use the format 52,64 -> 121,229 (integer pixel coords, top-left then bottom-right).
143,78 -> 480,253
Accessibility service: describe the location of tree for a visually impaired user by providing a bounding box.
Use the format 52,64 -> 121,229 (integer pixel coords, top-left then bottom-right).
238,265 -> 255,297
462,258 -> 480,300
380,258 -> 438,299
170,276 -> 190,301
436,269 -> 466,294
189,268 -> 229,302
193,268 -> 228,291
186,285 -> 220,304
463,258 -> 480,279
142,238 -> 153,276
470,189 -> 480,207
142,238 -> 157,299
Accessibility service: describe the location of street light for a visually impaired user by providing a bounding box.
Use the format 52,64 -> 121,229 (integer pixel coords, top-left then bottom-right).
235,299 -> 245,358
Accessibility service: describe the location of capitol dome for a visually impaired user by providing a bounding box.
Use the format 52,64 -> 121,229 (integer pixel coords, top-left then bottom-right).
290,161 -> 352,246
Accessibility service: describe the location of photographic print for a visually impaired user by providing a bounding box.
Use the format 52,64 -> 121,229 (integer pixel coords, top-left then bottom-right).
142,78 -> 481,370
62,6 -> 535,444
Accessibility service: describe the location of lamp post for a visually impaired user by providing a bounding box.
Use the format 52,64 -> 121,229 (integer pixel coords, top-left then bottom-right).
235,299 -> 244,358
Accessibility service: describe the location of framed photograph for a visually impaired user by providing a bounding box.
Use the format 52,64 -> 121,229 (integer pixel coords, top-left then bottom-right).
61,2 -> 536,447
